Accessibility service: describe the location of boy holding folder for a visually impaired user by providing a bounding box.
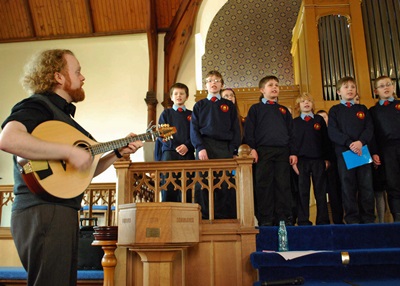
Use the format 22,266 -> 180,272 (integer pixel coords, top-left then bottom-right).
328,76 -> 375,224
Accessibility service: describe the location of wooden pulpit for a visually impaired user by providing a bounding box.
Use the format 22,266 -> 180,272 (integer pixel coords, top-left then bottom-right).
118,202 -> 200,286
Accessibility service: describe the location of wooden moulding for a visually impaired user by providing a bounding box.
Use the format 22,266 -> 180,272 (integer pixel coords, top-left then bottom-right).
117,202 -> 200,246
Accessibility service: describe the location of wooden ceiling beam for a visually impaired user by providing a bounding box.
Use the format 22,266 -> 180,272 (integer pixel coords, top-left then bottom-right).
145,0 -> 159,127
163,0 -> 203,107
24,0 -> 36,38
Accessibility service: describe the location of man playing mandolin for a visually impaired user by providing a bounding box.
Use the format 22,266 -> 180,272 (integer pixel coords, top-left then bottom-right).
0,49 -> 143,286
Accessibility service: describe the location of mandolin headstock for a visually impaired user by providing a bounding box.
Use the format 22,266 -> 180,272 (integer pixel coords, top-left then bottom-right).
150,124 -> 177,142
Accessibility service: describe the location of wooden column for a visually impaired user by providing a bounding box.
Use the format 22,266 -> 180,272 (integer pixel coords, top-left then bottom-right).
131,248 -> 184,286
92,240 -> 118,286
145,0 -> 159,127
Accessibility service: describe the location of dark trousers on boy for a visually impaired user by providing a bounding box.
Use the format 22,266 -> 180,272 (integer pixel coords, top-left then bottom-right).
381,144 -> 400,221
255,146 -> 293,226
195,137 -> 237,219
297,158 -> 330,225
161,150 -> 194,202
336,156 -> 375,224
326,160 -> 344,224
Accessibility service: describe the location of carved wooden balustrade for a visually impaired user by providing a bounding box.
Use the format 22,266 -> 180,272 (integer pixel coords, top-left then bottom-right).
80,183 -> 116,226
114,145 -> 255,225
113,145 -> 258,286
0,183 -> 116,227
0,185 -> 13,227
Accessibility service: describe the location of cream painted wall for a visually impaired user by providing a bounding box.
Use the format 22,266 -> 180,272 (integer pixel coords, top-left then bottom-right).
0,0 -> 225,229
0,34 -> 150,185
0,0 -> 232,268
0,0 -> 228,184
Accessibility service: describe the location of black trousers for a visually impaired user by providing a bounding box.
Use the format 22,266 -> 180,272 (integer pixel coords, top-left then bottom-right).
11,204 -> 79,286
326,160 -> 344,224
195,137 -> 237,219
336,154 -> 375,224
160,150 -> 194,202
297,158 -> 330,225
382,144 -> 400,218
255,146 -> 292,225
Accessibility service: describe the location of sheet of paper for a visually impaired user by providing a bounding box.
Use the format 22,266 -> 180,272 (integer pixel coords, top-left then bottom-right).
342,145 -> 372,170
262,250 -> 331,260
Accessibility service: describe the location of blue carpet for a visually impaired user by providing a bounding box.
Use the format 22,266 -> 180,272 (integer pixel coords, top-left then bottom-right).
0,267 -> 103,280
255,278 -> 400,285
253,224 -> 400,285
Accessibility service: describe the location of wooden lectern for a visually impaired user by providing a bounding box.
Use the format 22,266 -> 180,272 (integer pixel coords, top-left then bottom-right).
118,202 -> 200,286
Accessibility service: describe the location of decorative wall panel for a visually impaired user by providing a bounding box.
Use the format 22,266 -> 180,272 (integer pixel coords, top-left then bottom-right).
202,0 -> 301,87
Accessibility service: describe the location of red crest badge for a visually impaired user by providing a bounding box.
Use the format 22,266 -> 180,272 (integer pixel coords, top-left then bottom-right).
314,123 -> 321,130
220,104 -> 229,112
187,115 -> 191,121
356,111 -> 365,120
396,104 -> 400,111
279,107 -> 286,114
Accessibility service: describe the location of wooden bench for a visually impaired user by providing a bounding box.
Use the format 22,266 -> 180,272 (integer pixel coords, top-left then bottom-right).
0,267 -> 103,286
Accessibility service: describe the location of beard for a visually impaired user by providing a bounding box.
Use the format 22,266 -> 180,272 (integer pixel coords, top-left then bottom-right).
64,74 -> 85,103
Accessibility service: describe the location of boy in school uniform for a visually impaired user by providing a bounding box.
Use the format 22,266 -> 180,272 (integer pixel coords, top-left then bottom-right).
243,75 -> 298,226
369,75 -> 400,221
155,83 -> 194,202
221,88 -> 245,138
190,70 -> 241,219
316,109 -> 344,224
328,76 -> 375,224
293,93 -> 330,225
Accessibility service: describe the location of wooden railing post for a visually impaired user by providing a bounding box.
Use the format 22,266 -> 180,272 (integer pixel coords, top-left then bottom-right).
236,144 -> 256,228
92,240 -> 118,286
113,157 -> 132,286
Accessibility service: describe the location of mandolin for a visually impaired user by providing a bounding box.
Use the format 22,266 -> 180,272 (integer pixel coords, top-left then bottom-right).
17,120 -> 176,199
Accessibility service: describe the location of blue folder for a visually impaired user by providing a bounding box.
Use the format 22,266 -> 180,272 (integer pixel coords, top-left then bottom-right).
342,145 -> 372,170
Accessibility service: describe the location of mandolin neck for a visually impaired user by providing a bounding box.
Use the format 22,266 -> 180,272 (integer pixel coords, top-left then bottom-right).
88,132 -> 159,156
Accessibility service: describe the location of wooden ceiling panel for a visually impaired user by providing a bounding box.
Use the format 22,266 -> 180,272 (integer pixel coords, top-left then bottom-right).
0,0 -> 34,40
0,0 -> 185,43
90,0 -> 146,33
29,0 -> 91,37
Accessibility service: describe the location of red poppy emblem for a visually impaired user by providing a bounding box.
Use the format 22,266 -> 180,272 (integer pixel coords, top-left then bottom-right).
314,123 -> 321,130
187,115 -> 191,121
356,111 -> 365,119
220,104 -> 229,112
279,107 -> 286,114
396,104 -> 400,111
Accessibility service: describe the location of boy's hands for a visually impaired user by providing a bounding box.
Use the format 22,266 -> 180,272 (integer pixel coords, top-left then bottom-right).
372,154 -> 381,166
292,163 -> 299,175
176,144 -> 188,156
250,149 -> 258,163
349,140 -> 362,155
198,149 -> 209,160
289,155 -> 298,165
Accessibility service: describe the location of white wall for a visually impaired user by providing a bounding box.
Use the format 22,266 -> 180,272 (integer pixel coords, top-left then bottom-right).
0,0 -> 225,228
177,0 -> 228,103
0,34 -> 150,185
0,0 -> 227,185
